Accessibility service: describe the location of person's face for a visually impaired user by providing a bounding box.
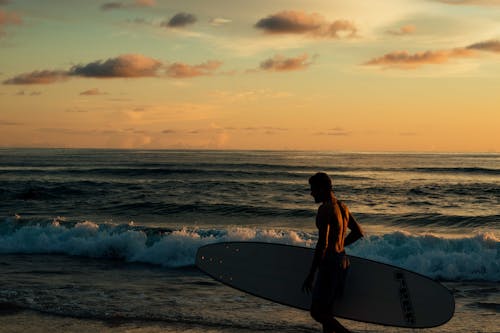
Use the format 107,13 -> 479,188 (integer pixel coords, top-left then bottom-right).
310,185 -> 326,203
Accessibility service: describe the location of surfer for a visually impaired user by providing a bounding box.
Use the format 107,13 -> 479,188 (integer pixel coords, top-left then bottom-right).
302,172 -> 364,333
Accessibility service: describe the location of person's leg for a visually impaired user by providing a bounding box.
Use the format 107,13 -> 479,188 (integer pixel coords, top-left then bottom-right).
324,317 -> 350,333
311,303 -> 350,333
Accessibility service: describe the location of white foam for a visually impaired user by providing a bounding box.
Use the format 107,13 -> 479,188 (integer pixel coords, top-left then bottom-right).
0,219 -> 498,281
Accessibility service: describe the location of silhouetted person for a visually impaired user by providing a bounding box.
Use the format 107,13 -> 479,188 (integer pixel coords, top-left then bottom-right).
302,172 -> 364,333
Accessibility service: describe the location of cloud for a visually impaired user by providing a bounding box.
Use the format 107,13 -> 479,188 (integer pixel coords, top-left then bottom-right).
3,70 -> 68,84
162,12 -> 197,28
15,90 -> 41,96
4,54 -> 223,84
101,0 -> 155,11
80,88 -> 107,96
127,17 -> 154,25
365,39 -> 500,69
386,25 -> 416,36
255,10 -> 357,38
0,120 -> 22,126
101,2 -> 125,10
134,0 -> 155,6
209,89 -> 292,102
65,107 -> 88,113
69,54 -> 162,78
314,128 -> 351,136
258,54 -> 312,72
0,9 -> 21,36
209,18 -> 232,27
162,129 -> 177,134
166,60 -> 222,78
364,48 -> 477,69
435,0 -> 500,5
0,119 -> 21,126
467,39 -> 500,53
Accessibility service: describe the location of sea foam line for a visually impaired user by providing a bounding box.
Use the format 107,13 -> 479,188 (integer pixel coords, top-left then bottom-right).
0,218 -> 498,282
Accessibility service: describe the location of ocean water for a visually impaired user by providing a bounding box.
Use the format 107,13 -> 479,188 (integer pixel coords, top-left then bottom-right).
0,149 -> 498,332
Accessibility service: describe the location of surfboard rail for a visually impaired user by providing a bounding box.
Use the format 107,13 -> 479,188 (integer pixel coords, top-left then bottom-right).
196,241 -> 455,328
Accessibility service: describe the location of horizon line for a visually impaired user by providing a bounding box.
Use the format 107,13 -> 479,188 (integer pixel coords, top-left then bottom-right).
0,146 -> 498,155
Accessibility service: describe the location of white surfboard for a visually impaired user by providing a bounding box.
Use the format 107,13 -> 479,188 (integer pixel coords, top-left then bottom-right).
196,242 -> 455,328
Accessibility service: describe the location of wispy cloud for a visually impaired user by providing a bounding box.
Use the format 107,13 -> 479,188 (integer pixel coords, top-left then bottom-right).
209,89 -> 292,102
435,0 -> 500,6
3,70 -> 68,84
257,54 -> 312,72
466,39 -> 500,53
135,0 -> 155,6
162,129 -> 177,134
0,120 -> 22,126
364,39 -> 500,69
15,90 -> 42,96
101,2 -> 125,11
364,49 -> 475,69
80,88 -> 107,96
0,9 -> 21,37
209,18 -> 231,27
162,12 -> 197,28
241,126 -> 288,135
255,10 -> 357,38
314,128 -> 351,136
101,0 -> 155,11
165,60 -> 222,78
386,25 -> 416,36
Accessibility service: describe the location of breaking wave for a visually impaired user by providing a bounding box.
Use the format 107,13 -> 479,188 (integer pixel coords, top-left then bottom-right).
1,217 -> 498,282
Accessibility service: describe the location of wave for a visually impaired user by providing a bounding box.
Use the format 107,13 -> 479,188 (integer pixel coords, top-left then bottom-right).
368,212 -> 500,229
412,167 -> 500,176
3,166 -> 499,179
0,217 -> 498,282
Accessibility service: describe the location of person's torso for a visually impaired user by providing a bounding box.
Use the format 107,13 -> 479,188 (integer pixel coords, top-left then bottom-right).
317,198 -> 349,254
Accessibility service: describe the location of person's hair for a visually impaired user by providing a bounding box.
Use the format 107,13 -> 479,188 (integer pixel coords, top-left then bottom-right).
309,172 -> 332,191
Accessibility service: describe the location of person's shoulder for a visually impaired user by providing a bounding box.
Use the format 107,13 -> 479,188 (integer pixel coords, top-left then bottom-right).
338,200 -> 349,213
318,201 -> 334,216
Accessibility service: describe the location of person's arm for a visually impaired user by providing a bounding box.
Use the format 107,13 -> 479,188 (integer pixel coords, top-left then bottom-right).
302,205 -> 330,293
344,211 -> 364,247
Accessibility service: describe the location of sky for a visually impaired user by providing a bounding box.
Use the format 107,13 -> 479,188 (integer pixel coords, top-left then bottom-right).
1,0 -> 499,152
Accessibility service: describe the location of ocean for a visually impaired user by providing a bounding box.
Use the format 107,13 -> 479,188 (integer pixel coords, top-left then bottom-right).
0,149 -> 498,333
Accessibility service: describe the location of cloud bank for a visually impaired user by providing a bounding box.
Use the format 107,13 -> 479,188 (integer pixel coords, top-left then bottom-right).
255,10 -> 357,38
3,54 -> 223,84
364,39 -> 500,69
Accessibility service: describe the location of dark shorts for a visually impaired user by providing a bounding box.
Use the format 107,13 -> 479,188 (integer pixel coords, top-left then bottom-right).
312,251 -> 349,312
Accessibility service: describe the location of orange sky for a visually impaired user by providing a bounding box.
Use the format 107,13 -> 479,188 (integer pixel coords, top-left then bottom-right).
1,0 -> 499,152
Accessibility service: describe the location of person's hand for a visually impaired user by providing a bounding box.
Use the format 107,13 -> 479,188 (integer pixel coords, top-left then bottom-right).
302,272 -> 314,294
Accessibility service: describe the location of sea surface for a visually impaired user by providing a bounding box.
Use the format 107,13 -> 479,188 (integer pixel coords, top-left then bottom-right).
0,149 -> 498,333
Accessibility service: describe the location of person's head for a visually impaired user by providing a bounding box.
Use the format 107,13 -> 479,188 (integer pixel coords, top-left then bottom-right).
309,172 -> 333,203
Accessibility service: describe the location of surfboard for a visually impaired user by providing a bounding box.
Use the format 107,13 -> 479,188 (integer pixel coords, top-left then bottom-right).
196,242 -> 455,328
